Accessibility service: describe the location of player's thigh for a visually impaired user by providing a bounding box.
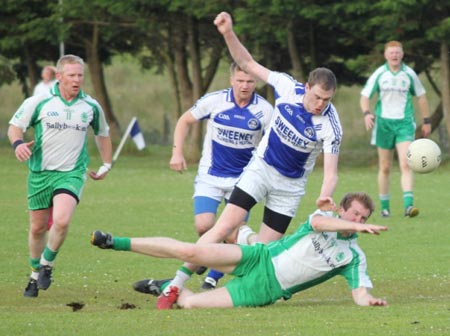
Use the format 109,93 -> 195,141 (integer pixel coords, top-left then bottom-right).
375,119 -> 396,150
179,287 -> 234,309
27,171 -> 54,210
265,176 -> 306,218
395,120 -> 415,145
194,196 -> 220,234
52,193 -> 78,225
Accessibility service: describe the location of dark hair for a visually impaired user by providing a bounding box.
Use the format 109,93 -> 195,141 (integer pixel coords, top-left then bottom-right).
308,67 -> 337,91
340,192 -> 375,217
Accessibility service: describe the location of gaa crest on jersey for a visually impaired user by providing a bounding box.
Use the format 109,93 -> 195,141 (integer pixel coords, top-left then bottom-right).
81,112 -> 88,123
304,127 -> 315,138
247,118 -> 259,130
335,252 -> 345,262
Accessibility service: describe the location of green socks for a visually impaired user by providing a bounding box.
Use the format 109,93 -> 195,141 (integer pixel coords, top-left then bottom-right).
42,246 -> 58,263
113,237 -> 131,251
29,257 -> 41,271
380,194 -> 390,211
403,191 -> 414,209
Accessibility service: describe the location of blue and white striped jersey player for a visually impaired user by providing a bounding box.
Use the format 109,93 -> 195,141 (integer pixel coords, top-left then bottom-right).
91,192 -> 388,308
153,11 -> 343,309
8,54 -> 112,298
164,62 -> 273,290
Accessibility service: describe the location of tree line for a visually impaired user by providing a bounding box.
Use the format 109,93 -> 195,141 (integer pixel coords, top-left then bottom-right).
1,0 -> 449,155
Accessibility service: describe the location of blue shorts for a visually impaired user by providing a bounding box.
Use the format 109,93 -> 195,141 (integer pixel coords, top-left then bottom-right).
194,196 -> 250,222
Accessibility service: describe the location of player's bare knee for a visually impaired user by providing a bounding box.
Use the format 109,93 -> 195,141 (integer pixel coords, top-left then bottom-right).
194,222 -> 212,236
177,243 -> 201,263
30,223 -> 47,236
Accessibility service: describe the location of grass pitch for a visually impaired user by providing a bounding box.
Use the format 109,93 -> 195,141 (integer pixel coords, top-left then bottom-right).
0,144 -> 449,336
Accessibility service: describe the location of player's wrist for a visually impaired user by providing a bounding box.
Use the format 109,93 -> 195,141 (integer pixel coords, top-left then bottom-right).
423,117 -> 431,124
12,139 -> 24,150
96,162 -> 111,176
102,162 -> 112,171
363,110 -> 371,117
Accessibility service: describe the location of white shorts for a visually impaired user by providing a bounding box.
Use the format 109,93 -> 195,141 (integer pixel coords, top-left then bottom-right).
235,155 -> 306,217
193,172 -> 238,202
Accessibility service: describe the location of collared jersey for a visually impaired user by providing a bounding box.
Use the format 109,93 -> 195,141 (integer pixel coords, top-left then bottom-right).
191,88 -> 273,178
257,72 -> 342,178
9,83 -> 110,172
268,209 -> 373,300
361,63 -> 426,120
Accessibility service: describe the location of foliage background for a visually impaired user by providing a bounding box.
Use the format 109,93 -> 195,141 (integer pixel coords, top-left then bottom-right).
0,56 -> 444,165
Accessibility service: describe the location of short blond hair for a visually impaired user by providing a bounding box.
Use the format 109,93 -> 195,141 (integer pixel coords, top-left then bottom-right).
56,54 -> 84,73
384,41 -> 403,51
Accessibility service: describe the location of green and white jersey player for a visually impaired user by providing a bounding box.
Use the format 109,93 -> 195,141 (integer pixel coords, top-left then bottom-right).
91,192 -> 388,308
360,40 -> 431,218
8,54 -> 112,298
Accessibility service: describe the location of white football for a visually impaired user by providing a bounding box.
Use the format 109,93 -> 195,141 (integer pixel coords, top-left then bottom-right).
406,139 -> 441,173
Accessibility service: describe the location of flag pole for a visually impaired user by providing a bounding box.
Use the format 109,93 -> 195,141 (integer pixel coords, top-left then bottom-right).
112,117 -> 136,165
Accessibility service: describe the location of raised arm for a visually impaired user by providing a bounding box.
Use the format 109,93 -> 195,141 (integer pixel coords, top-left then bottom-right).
352,286 -> 388,306
214,12 -> 270,83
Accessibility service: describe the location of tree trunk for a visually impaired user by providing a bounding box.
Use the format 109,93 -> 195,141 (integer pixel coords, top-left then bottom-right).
23,46 -> 38,97
164,15 -> 225,162
172,17 -> 199,163
441,40 -> 450,153
187,16 -> 203,162
287,18 -> 306,83
85,24 -> 120,139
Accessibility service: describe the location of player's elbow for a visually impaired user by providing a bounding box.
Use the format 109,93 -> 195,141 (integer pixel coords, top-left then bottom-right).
310,215 -> 325,232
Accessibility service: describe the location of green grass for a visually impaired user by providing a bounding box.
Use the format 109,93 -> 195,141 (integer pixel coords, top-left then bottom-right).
0,143 -> 449,336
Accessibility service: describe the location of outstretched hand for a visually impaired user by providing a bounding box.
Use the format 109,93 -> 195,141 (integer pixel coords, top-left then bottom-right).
357,223 -> 388,235
368,297 -> 388,306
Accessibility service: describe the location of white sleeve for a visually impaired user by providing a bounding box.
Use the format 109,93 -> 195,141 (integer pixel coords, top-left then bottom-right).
9,96 -> 43,132
267,71 -> 299,97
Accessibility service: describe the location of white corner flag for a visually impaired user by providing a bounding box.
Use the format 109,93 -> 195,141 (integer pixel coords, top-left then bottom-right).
112,117 -> 146,164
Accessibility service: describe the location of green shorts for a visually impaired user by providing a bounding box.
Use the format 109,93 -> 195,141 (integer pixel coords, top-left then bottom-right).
225,243 -> 285,307
374,117 -> 415,150
27,170 -> 87,210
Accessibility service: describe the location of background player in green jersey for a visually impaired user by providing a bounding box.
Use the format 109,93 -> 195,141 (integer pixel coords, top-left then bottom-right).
91,192 -> 388,309
360,41 -> 431,218
8,54 -> 113,298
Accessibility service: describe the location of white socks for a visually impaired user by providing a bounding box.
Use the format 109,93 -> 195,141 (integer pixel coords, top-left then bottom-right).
163,269 -> 191,294
236,225 -> 256,245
